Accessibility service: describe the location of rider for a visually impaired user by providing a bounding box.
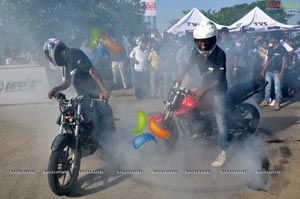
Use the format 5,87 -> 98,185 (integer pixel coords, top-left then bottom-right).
43,38 -> 116,158
179,21 -> 229,167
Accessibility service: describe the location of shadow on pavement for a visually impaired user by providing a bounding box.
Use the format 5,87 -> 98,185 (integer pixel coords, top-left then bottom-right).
68,162 -> 131,197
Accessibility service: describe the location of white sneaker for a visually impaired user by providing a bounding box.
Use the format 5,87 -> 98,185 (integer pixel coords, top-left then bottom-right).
269,99 -> 275,106
211,150 -> 226,167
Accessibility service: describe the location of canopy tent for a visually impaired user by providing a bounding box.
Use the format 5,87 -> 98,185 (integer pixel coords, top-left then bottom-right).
167,8 -> 227,34
228,6 -> 300,32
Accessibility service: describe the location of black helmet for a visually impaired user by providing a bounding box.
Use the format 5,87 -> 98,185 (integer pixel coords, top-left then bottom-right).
43,38 -> 67,66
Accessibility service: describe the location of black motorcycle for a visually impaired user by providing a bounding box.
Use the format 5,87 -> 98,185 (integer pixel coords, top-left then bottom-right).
47,93 -> 104,195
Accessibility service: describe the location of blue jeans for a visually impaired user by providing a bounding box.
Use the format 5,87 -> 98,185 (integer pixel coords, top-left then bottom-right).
214,94 -> 229,151
264,71 -> 282,103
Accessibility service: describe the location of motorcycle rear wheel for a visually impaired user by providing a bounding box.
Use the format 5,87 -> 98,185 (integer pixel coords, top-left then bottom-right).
232,103 -> 260,140
47,143 -> 81,196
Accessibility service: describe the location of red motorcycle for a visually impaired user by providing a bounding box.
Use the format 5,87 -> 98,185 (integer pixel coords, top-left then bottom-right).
150,80 -> 266,149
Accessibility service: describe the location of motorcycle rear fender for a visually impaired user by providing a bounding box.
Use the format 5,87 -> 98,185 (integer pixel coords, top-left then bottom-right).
51,133 -> 76,151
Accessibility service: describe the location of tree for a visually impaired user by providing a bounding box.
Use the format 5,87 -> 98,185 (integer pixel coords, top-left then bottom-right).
202,1 -> 293,25
0,0 -> 146,51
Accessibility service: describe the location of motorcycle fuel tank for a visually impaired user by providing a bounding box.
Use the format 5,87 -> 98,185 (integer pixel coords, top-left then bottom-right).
175,94 -> 198,116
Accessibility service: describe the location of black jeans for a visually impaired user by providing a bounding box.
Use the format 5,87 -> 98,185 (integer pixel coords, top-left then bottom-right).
82,100 -> 116,145
134,71 -> 150,99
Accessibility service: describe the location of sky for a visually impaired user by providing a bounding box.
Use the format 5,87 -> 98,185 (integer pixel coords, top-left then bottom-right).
155,0 -> 300,32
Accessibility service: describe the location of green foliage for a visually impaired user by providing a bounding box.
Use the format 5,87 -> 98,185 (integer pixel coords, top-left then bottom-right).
201,0 -> 293,26
167,0 -> 296,28
0,0 -> 146,50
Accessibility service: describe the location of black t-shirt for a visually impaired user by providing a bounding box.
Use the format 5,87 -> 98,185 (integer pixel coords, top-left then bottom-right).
267,44 -> 287,72
64,48 -> 100,96
189,45 -> 227,94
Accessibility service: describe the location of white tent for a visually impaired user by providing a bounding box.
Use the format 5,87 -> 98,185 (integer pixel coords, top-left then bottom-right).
228,6 -> 300,32
167,8 -> 227,34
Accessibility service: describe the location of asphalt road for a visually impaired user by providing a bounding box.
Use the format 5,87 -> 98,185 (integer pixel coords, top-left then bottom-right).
1,89 -> 300,199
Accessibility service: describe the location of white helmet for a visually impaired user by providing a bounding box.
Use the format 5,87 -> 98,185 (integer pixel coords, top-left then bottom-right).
193,21 -> 218,56
193,21 -> 217,39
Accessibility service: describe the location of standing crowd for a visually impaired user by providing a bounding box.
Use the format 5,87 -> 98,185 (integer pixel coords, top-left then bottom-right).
79,28 -> 300,110
1,28 -> 300,110
0,47 -> 41,65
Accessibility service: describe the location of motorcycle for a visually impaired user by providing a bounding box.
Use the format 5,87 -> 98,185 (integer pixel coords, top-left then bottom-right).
150,80 -> 267,149
47,93 -> 105,195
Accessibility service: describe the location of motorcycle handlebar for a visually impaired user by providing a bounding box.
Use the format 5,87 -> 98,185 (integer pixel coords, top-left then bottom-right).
53,92 -> 107,105
53,92 -> 66,101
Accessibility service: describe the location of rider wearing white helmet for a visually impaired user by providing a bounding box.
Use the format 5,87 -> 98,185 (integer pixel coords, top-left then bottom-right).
193,20 -> 218,56
179,20 -> 229,167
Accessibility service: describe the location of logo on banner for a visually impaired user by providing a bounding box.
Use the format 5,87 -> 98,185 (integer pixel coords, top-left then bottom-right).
0,79 -> 42,93
253,22 -> 268,26
187,22 -> 200,27
266,1 -> 298,10
141,0 -> 156,16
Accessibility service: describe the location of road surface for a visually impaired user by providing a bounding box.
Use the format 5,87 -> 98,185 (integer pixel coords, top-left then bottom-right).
1,89 -> 300,199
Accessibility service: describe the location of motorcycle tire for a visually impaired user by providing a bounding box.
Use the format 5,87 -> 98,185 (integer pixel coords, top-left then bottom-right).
47,143 -> 81,196
233,103 -> 260,140
162,118 -> 179,150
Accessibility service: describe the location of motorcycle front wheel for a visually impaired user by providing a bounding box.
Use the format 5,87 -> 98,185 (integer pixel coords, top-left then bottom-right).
162,117 -> 179,150
47,143 -> 81,196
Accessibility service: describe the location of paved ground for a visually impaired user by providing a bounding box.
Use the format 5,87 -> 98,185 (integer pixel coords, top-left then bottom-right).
0,88 -> 299,199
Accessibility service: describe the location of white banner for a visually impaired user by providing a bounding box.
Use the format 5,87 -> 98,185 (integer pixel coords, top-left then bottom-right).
141,0 -> 156,16
0,65 -> 50,105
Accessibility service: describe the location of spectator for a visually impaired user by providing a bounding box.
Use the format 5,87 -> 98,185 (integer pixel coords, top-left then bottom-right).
176,36 -> 195,88
130,38 -> 150,99
151,29 -> 163,51
295,38 -> 300,91
80,37 -> 93,56
256,38 -> 271,103
110,36 -> 128,89
285,50 -> 298,96
235,33 -> 258,84
257,38 -> 269,67
148,42 -> 161,98
260,32 -> 288,111
160,33 -> 180,97
89,39 -> 112,84
217,27 -> 238,87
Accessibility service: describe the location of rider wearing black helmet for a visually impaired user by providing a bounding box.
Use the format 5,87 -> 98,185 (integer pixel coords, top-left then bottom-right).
44,38 -> 116,159
44,38 -> 109,100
